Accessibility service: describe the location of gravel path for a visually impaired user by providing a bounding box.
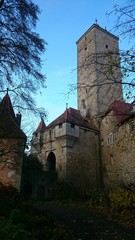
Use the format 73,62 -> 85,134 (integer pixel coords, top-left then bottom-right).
36,203 -> 135,240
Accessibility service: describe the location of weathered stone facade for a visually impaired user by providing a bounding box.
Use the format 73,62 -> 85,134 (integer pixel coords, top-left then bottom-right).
77,24 -> 123,127
31,108 -> 100,194
100,109 -> 135,190
30,24 -> 135,196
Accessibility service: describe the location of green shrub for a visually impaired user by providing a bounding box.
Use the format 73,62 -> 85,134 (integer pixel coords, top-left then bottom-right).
0,217 -> 32,240
0,207 -> 72,240
86,188 -> 102,205
109,188 -> 135,211
0,184 -> 73,240
0,184 -> 22,217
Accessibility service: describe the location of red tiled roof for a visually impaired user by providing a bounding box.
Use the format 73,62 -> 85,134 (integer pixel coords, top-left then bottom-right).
108,100 -> 133,123
46,107 -> 97,130
0,94 -> 27,139
35,119 -> 46,133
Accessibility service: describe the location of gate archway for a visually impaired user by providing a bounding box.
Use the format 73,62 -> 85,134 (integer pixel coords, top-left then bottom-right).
47,152 -> 56,171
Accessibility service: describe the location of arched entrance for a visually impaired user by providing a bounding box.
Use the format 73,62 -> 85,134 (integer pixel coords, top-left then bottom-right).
47,152 -> 56,171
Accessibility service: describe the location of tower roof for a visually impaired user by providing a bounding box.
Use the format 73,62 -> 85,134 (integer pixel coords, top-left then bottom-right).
0,93 -> 27,139
35,118 -> 46,133
46,107 -> 97,130
76,23 -> 119,44
106,100 -> 133,123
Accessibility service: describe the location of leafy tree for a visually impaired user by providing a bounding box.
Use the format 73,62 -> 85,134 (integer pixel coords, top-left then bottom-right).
0,0 -> 46,114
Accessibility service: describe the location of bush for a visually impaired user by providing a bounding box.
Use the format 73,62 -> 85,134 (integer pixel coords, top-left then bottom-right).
0,184 -> 22,217
90,189 -> 102,205
0,184 -> 73,239
86,188 -> 102,205
109,188 -> 135,211
0,206 -> 72,240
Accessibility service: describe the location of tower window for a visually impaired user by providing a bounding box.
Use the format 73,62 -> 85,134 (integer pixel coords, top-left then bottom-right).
35,132 -> 38,137
105,44 -> 108,49
107,133 -> 115,145
82,99 -> 86,109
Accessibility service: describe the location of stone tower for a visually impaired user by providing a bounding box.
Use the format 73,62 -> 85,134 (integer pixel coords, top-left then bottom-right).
76,24 -> 123,127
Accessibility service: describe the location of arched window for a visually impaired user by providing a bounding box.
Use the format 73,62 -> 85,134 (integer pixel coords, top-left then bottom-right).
47,152 -> 56,171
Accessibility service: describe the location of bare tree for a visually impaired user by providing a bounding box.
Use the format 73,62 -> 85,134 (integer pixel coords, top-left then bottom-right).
108,0 -> 135,39
107,0 -> 135,101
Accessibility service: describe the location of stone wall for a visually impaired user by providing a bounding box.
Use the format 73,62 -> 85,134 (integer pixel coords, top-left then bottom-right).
65,127 -> 101,193
31,123 -> 101,194
100,112 -> 135,189
0,139 -> 25,191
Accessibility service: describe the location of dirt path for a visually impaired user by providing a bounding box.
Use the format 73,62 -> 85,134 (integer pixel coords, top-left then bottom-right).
36,203 -> 135,240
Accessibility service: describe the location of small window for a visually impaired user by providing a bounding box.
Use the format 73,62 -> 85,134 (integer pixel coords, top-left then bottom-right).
59,123 -> 62,128
82,99 -> 86,109
85,46 -> 87,51
105,44 -> 108,49
107,133 -> 115,146
71,124 -> 75,128
35,132 -> 38,137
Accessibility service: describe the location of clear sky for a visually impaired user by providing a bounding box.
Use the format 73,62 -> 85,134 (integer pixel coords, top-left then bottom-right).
32,0 -> 125,129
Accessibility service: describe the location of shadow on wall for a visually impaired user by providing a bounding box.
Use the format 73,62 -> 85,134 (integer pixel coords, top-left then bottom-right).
21,154 -> 57,200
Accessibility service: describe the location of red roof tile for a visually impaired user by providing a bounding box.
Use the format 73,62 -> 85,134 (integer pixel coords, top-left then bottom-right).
108,100 -> 133,123
46,107 -> 97,130
35,119 -> 46,133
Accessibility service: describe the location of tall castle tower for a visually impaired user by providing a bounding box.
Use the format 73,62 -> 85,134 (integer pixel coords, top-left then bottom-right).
76,24 -> 123,126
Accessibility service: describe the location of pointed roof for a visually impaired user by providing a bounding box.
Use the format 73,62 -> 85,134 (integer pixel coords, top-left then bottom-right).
35,118 -> 46,133
106,100 -> 133,123
46,107 -> 97,130
0,94 -> 15,120
0,93 -> 27,139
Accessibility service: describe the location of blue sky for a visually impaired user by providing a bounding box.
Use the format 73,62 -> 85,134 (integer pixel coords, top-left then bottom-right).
33,0 -> 125,127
